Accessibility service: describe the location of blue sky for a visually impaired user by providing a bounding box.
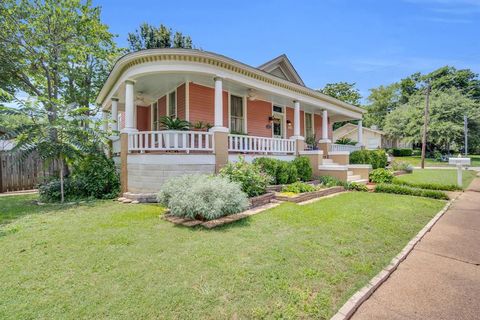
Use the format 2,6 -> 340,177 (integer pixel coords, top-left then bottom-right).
95,0 -> 480,100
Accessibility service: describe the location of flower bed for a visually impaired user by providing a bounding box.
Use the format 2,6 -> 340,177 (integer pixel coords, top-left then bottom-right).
275,186 -> 345,203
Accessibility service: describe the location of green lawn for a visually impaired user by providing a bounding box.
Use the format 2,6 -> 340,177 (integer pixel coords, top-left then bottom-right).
394,155 -> 480,167
395,169 -> 476,189
0,193 -> 445,319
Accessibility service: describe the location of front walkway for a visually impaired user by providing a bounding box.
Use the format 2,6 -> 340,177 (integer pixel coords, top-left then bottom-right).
351,177 -> 480,320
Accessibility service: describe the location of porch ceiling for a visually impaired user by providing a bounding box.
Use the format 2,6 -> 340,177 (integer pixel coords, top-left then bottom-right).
109,72 -> 354,120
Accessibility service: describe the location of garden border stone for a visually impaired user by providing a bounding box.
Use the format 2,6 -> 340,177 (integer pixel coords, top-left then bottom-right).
274,186 -> 345,203
330,195 -> 458,320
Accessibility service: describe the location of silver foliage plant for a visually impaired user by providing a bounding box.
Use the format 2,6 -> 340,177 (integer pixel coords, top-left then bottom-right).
157,174 -> 249,220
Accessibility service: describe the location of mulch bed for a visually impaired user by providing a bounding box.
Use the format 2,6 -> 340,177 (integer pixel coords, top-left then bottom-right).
274,186 -> 345,203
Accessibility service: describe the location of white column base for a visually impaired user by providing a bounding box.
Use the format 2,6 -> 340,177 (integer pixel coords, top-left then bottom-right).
209,126 -> 229,133
319,139 -> 331,143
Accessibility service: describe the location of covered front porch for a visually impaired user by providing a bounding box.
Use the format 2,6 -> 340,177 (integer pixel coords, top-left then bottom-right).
97,49 -> 365,193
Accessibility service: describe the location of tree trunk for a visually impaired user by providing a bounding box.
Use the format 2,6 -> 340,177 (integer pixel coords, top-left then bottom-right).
59,159 -> 64,203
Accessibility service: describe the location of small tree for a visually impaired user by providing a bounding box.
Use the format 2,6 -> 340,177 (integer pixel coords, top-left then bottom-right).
127,23 -> 193,52
1,99 -> 108,202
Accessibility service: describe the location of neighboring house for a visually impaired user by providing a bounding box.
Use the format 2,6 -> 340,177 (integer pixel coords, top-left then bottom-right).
333,123 -> 412,150
97,49 -> 367,194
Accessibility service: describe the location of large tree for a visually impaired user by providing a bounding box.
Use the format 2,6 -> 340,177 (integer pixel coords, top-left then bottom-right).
127,23 -> 193,52
384,88 -> 480,153
317,82 -> 362,106
0,0 -> 119,115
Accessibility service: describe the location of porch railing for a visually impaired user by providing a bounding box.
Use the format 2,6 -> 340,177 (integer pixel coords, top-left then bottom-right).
329,143 -> 361,153
128,130 -> 214,153
228,134 -> 296,154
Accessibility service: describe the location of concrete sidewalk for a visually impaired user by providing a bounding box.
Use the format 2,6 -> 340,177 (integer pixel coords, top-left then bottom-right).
351,178 -> 480,320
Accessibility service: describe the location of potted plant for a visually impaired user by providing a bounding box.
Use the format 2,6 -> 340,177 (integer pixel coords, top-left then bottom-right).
159,116 -> 191,148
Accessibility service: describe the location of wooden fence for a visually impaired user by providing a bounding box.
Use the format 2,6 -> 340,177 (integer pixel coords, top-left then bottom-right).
0,151 -> 57,193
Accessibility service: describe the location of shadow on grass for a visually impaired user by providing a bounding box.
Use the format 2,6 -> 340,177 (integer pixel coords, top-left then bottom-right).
0,194 -> 97,231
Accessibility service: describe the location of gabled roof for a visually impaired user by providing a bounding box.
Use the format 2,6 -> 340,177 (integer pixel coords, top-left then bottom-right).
334,123 -> 385,139
257,54 -> 305,86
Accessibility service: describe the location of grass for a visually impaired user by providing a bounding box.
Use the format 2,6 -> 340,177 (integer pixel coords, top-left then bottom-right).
394,169 -> 476,189
0,193 -> 445,319
394,155 -> 480,167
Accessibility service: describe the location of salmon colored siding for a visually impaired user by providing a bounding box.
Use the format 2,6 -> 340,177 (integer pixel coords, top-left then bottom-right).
158,95 -> 166,117
188,82 -> 228,127
300,110 -> 305,137
286,107 -> 294,138
136,106 -> 151,131
177,84 -> 186,120
314,113 -> 322,139
247,100 -> 272,137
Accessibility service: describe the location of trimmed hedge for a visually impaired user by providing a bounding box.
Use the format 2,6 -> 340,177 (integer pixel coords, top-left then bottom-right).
350,149 -> 387,169
374,183 -> 449,200
392,148 -> 413,157
219,158 -> 272,197
392,178 -> 460,191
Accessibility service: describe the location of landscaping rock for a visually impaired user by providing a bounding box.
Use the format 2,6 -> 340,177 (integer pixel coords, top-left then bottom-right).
131,200 -> 140,204
249,192 -> 275,208
122,199 -> 132,203
117,197 -> 126,202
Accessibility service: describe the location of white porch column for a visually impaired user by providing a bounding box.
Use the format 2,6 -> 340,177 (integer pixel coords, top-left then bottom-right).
210,77 -> 228,133
122,80 -> 137,133
321,109 -> 330,142
111,98 -> 119,133
293,100 -> 301,137
357,120 -> 363,146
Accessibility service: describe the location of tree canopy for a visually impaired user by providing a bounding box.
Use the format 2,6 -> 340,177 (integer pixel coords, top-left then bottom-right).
317,82 -> 362,106
127,23 -> 193,52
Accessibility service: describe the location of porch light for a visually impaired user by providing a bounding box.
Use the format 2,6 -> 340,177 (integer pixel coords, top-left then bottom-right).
268,116 -> 275,122
286,120 -> 292,128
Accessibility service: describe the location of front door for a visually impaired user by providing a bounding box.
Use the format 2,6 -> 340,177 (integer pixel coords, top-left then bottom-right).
272,112 -> 285,138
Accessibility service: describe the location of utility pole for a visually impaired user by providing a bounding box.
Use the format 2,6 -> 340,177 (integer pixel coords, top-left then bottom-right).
464,114 -> 468,156
420,83 -> 431,169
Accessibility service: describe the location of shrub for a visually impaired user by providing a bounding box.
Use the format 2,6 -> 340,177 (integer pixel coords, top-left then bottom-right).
39,178 -> 88,202
374,183 -> 449,200
346,182 -> 368,192
292,156 -> 312,182
158,175 -> 249,220
369,168 -> 394,184
318,175 -> 347,188
350,149 -> 387,169
390,160 -> 414,173
392,148 -> 413,157
281,181 -> 318,194
253,157 -> 279,184
392,178 -> 460,191
71,153 -> 120,199
253,157 -> 299,185
38,153 -> 120,202
219,158 -> 272,197
335,137 -> 357,145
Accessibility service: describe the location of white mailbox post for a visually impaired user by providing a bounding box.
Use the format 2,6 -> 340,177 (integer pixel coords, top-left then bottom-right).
449,156 -> 471,187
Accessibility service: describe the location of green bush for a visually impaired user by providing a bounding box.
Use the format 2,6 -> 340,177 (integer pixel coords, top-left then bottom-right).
253,157 -> 300,185
374,183 -> 449,200
292,156 -> 313,182
38,153 -> 120,202
281,181 -> 318,194
158,175 -> 249,220
392,178 -> 460,191
369,168 -> 394,184
219,158 -> 272,197
39,178 -> 88,202
346,182 -> 368,192
392,148 -> 413,157
390,160 -> 414,173
350,149 -> 387,169
318,175 -> 347,188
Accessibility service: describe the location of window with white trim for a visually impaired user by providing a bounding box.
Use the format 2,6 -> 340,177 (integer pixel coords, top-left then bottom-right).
230,95 -> 244,133
168,91 -> 176,118
305,112 -> 313,137
151,102 -> 159,130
